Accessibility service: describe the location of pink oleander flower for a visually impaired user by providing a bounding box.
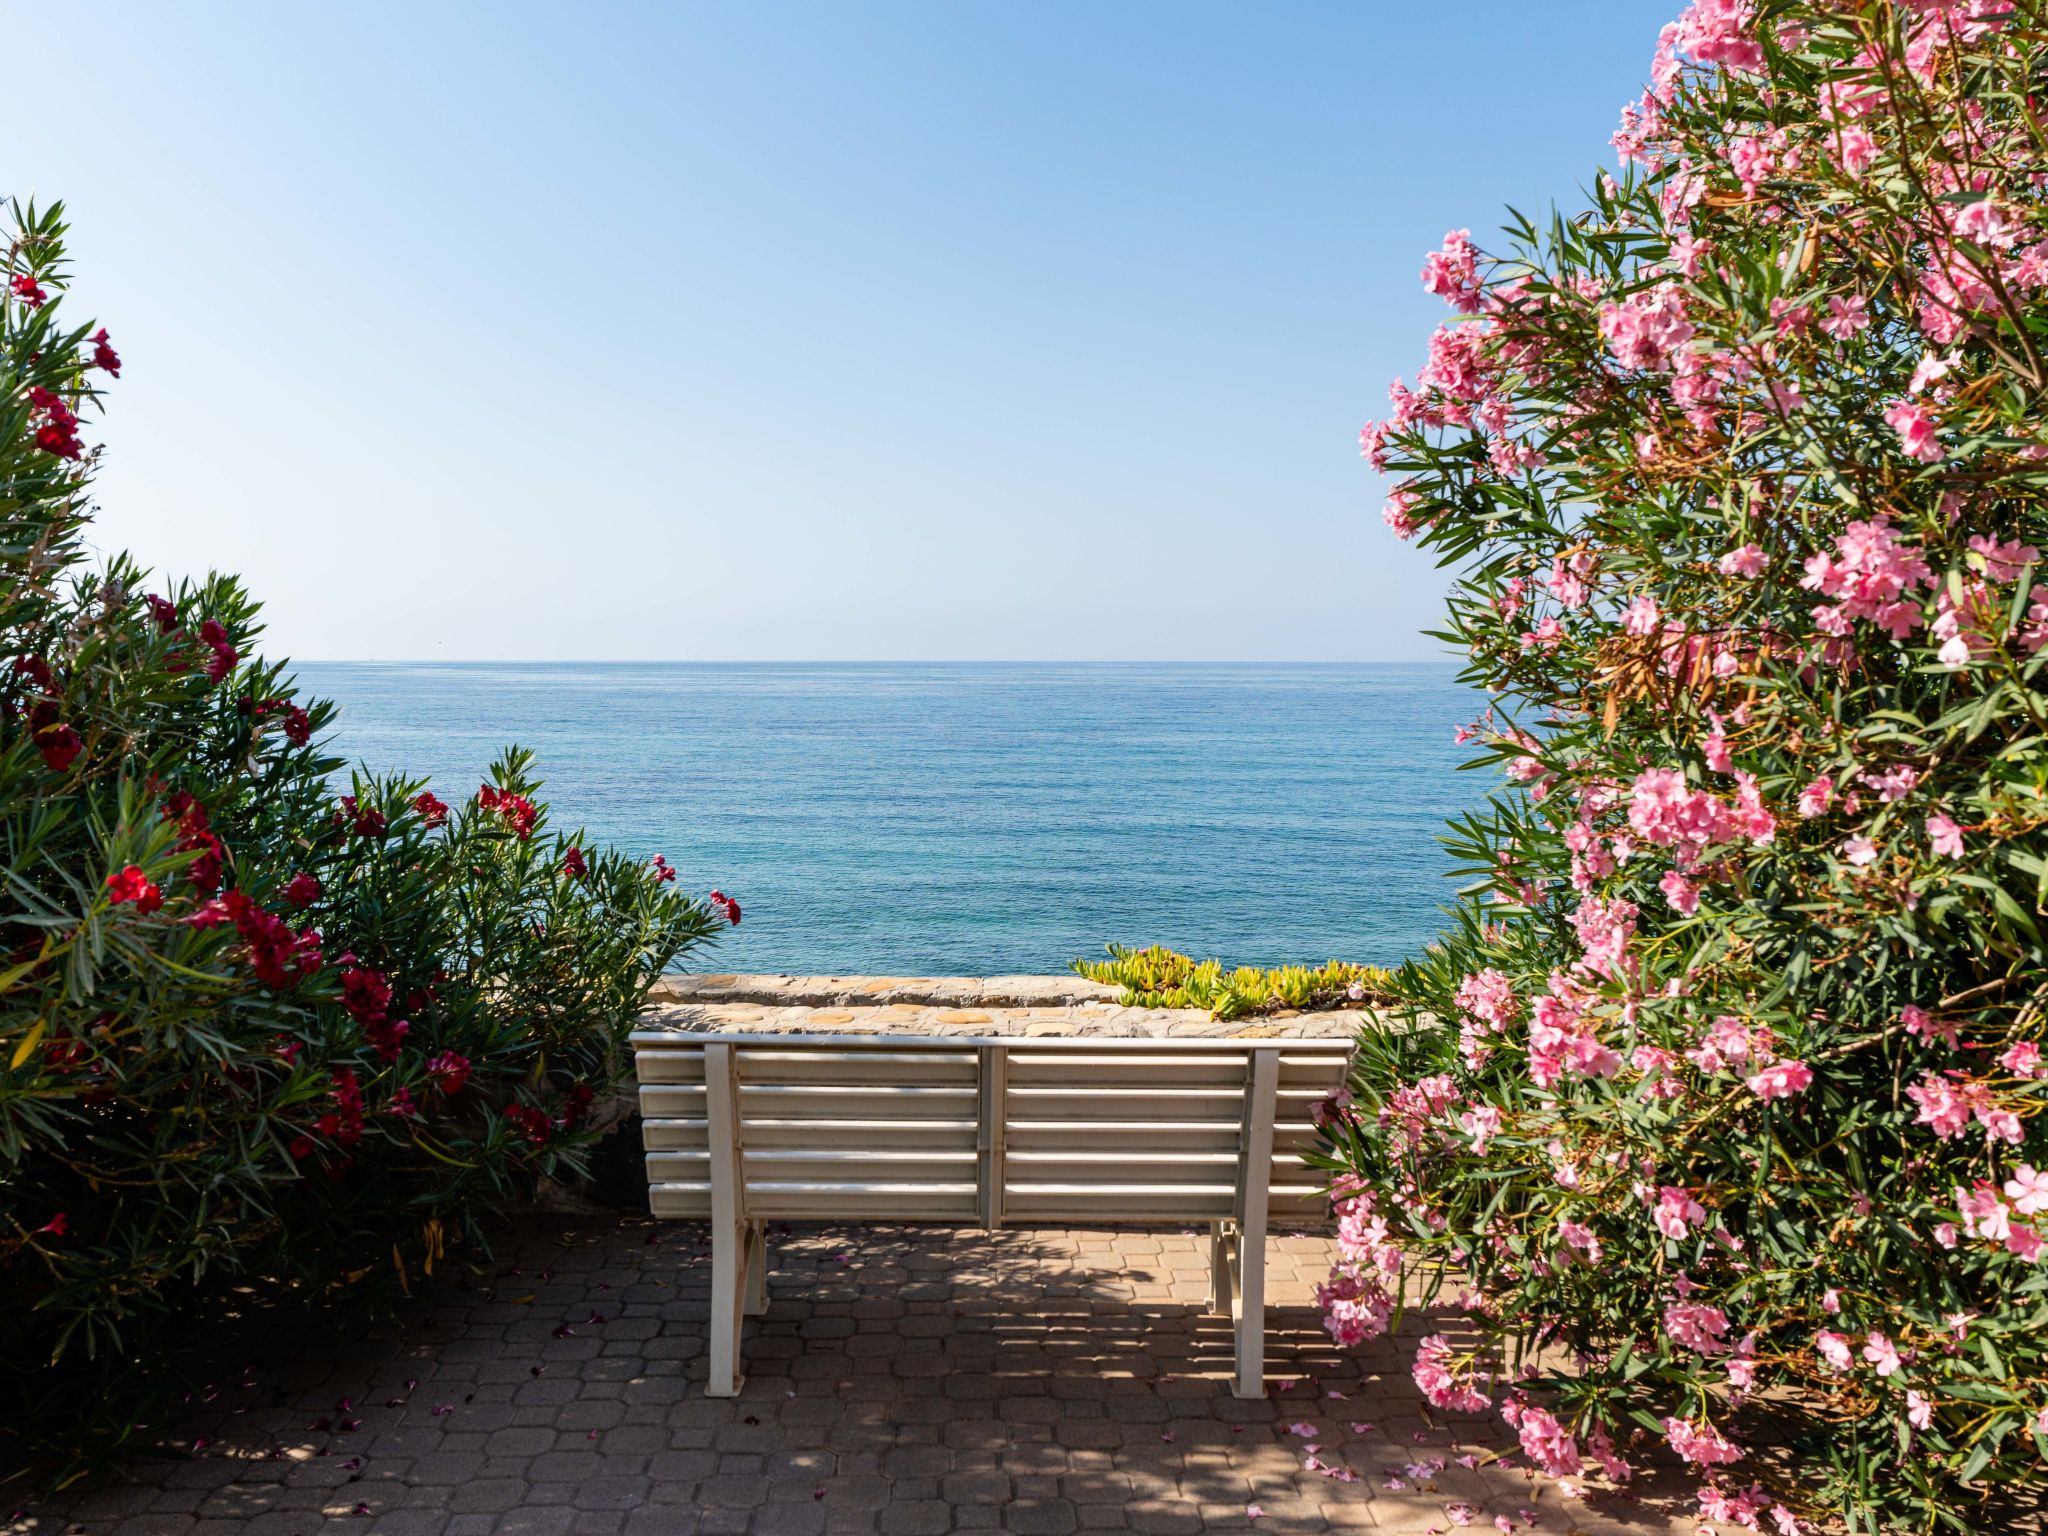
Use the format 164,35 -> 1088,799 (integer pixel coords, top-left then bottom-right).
1912,1073 -> 2020,1143
1960,1182 -> 2014,1242
1816,1330 -> 1855,1373
1458,1105 -> 1504,1153
2000,1042 -> 2045,1079
1565,896 -> 1638,982
1955,198 -> 2021,249
1557,1218 -> 1603,1264
1902,1005 -> 1957,1048
1383,488 -> 1420,541
1863,1332 -> 1901,1377
1412,1334 -> 1491,1413
1664,1301 -> 1732,1355
1800,516 -> 1932,638
1687,1014 -> 1769,1074
1421,229 -> 1483,313
1599,283 -> 1695,371
1747,1059 -> 1813,1101
1660,869 -> 1698,915
1662,1416 -> 1743,1467
1653,1185 -> 1706,1241
1515,1406 -> 1582,1478
2004,1165 -> 2048,1217
1834,123 -> 1878,176
1967,534 -> 2039,583
1882,399 -> 1944,463
1698,1483 -> 1772,1531
1908,349 -> 1959,396
1718,542 -> 1767,576
1927,812 -> 1965,859
1821,293 -> 1870,338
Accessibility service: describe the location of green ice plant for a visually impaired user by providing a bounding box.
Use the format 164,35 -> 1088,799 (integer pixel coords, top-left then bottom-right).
0,199 -> 732,1479
1316,2 -> 2048,1530
1072,944 -> 1396,1019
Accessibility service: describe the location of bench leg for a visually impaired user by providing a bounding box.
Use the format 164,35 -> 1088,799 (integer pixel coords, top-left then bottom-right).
1208,1220 -> 1234,1315
707,1218 -> 748,1397
1232,1220 -> 1266,1398
744,1219 -> 769,1317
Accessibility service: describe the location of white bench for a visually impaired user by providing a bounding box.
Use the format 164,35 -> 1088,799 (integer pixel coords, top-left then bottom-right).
628,1030 -> 1354,1398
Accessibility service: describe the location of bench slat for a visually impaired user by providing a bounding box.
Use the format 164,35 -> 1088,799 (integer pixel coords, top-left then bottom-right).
1006,1087 -> 1249,1120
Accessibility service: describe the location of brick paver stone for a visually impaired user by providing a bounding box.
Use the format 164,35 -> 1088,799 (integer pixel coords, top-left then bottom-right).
9,1215 -> 1699,1536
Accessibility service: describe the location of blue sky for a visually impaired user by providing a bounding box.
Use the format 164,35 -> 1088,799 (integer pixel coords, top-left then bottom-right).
13,2 -> 1666,661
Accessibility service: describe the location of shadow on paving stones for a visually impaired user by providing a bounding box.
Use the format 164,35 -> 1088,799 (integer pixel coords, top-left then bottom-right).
8,1213 -> 1703,1536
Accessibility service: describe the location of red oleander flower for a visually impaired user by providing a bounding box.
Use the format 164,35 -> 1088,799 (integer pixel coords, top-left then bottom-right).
427,1050 -> 472,1095
340,796 -> 387,838
162,793 -> 224,893
321,1068 -> 365,1146
26,386 -> 85,459
412,791 -> 449,827
184,898 -> 230,929
12,654 -> 55,694
34,717 -> 82,772
283,705 -> 312,746
562,1082 -> 595,1126
197,620 -> 238,683
339,965 -> 393,1023
90,326 -> 121,376
710,888 -> 742,925
222,888 -> 323,988
186,836 -> 224,894
650,855 -> 676,884
504,1103 -> 551,1146
35,1213 -> 66,1238
9,272 -> 47,307
283,872 -> 321,907
562,846 -> 587,879
143,593 -> 179,632
340,964 -> 408,1061
477,784 -> 537,838
105,864 -> 163,914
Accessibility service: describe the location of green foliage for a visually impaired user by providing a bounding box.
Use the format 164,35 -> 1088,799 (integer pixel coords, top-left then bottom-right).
0,200 -> 728,1480
1072,944 -> 1397,1020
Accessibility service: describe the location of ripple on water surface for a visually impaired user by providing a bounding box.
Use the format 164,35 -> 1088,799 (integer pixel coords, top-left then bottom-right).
294,661 -> 1480,975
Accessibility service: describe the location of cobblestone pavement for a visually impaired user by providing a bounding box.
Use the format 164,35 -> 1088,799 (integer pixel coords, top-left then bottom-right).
14,1217 -> 1696,1536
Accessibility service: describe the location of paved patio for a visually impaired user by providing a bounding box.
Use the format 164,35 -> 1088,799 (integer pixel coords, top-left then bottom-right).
14,1216 -> 1696,1536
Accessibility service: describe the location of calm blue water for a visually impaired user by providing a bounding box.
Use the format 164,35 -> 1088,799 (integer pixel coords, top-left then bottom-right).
292,662 -> 1476,976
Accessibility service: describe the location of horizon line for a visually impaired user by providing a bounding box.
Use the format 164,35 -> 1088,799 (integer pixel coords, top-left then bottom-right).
290,656 -> 1463,667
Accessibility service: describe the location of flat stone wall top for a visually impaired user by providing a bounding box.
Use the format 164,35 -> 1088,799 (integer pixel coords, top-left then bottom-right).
652,973 -> 1124,1008
642,974 -> 1375,1040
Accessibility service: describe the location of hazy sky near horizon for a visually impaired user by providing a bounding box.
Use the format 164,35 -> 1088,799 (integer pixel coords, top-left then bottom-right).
14,2 -> 1665,662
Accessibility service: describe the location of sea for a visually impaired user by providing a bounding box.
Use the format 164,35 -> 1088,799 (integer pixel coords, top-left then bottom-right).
292,662 -> 1481,978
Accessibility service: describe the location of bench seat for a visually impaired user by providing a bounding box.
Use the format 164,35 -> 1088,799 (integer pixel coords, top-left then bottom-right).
629,1030 -> 1353,1398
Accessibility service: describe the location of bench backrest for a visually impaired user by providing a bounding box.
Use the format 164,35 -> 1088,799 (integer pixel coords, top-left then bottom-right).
628,1032 -> 1354,1227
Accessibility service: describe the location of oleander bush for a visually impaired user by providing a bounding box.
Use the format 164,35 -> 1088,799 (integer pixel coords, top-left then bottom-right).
1073,944 -> 1396,1019
0,200 -> 732,1480
1318,2 -> 2048,1530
